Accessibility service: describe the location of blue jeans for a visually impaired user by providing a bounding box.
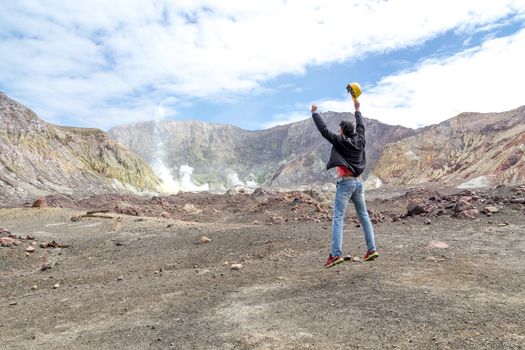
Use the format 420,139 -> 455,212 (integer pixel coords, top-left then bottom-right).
331,178 -> 376,257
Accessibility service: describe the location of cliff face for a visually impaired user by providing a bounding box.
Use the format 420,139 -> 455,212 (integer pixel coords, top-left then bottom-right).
372,106 -> 525,187
0,92 -> 160,203
108,112 -> 415,189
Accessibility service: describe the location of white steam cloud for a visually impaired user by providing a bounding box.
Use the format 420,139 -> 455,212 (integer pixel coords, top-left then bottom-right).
227,172 -> 258,188
151,105 -> 209,194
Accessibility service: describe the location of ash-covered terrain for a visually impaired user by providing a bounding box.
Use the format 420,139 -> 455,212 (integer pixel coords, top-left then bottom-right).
2,185 -> 524,349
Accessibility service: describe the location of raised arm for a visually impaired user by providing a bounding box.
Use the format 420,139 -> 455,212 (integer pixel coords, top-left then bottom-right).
311,104 -> 339,145
353,99 -> 365,136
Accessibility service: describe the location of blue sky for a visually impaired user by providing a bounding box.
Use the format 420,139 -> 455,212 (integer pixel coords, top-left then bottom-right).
1,1 -> 525,131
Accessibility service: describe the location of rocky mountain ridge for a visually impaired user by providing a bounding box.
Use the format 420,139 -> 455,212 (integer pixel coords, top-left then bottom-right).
108,113 -> 415,190
0,92 -> 160,204
372,106 -> 525,187
110,106 -> 524,190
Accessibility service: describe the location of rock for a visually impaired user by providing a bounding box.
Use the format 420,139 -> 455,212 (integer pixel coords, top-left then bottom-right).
271,216 -> 284,224
182,204 -> 198,213
0,237 -> 22,247
456,208 -> 480,220
198,236 -> 211,244
47,240 -> 69,248
115,204 -> 142,216
39,242 -> 49,248
424,218 -> 432,225
40,262 -> 52,271
0,237 -> 16,247
510,197 -> 525,204
426,256 -> 438,262
26,234 -> 35,240
427,240 -> 449,249
454,200 -> 474,213
31,285 -> 38,290
117,276 -> 124,281
352,256 -> 361,262
407,202 -> 426,216
25,246 -> 35,253
53,283 -> 60,289
159,211 -> 171,218
230,263 -> 243,270
482,206 -> 499,215
32,198 -> 46,208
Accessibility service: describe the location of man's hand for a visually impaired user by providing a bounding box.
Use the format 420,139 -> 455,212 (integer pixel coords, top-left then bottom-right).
311,104 -> 318,113
353,98 -> 360,112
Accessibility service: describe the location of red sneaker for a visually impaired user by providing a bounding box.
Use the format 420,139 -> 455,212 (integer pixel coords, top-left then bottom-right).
363,250 -> 379,261
324,254 -> 344,268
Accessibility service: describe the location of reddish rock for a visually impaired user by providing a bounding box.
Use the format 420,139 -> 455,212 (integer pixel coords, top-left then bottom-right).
115,204 -> 141,216
456,208 -> 480,220
454,200 -> 474,213
1,237 -> 16,247
32,198 -> 46,208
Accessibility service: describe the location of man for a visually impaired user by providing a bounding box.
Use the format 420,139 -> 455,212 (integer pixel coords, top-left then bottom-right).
311,88 -> 378,268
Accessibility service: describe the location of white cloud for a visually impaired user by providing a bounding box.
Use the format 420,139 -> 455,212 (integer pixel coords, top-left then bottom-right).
1,0 -> 524,129
318,27 -> 525,128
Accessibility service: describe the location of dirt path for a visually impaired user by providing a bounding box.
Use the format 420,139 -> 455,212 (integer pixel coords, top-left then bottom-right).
1,204 -> 524,349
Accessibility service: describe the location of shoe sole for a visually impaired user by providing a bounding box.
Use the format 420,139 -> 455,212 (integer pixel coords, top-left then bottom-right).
364,252 -> 379,261
324,258 -> 344,268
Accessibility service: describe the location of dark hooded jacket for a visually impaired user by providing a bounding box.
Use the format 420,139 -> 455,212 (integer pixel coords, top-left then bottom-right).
312,111 -> 366,176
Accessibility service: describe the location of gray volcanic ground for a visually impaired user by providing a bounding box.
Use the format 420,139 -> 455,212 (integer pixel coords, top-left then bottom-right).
2,185 -> 524,349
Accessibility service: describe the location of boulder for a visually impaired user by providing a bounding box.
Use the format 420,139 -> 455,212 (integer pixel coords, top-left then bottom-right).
456,208 -> 480,220
407,202 -> 426,216
454,199 -> 474,213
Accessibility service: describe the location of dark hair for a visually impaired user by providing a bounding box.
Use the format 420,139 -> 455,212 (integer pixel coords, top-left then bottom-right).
339,120 -> 355,137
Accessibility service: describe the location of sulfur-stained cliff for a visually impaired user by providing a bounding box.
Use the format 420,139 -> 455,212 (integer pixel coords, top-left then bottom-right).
0,92 -> 160,203
372,106 -> 525,187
